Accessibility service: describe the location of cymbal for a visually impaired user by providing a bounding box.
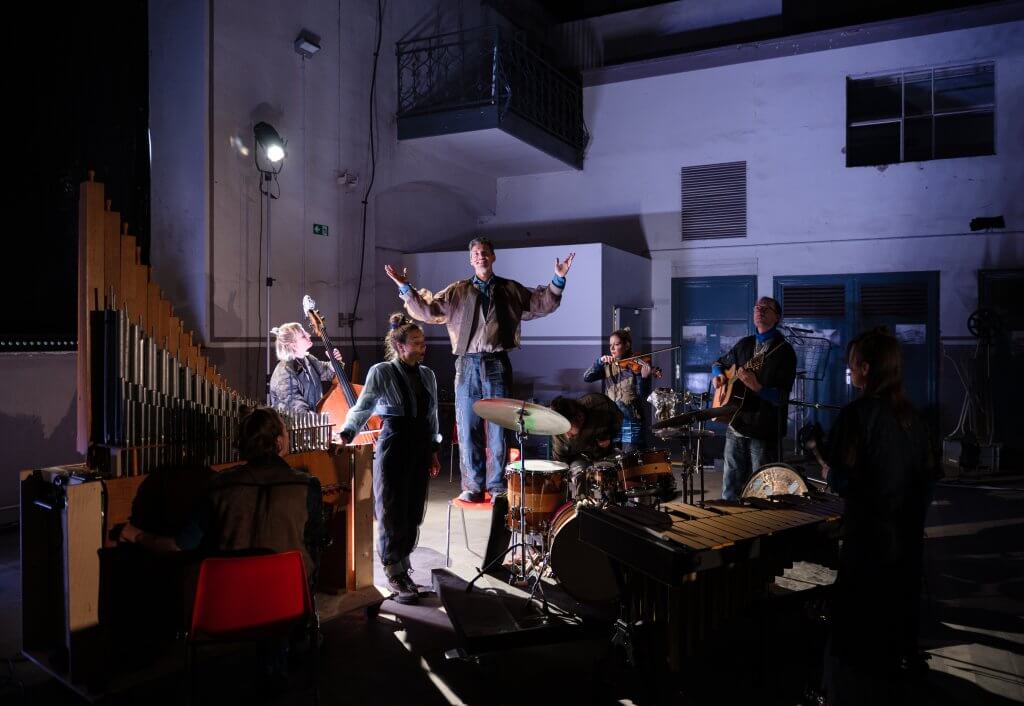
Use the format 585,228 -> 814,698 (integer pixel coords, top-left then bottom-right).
652,405 -> 737,429
472,397 -> 571,435
654,427 -> 716,440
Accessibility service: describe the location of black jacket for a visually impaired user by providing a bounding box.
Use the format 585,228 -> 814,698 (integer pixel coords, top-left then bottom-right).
714,333 -> 796,441
825,396 -> 937,663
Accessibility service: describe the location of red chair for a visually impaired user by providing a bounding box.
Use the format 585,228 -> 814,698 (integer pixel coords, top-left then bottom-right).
187,551 -> 319,705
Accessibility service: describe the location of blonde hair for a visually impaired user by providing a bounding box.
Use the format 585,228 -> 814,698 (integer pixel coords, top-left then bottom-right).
271,322 -> 307,361
384,312 -> 422,361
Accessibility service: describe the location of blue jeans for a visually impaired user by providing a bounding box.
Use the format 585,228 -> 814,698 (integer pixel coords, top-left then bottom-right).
722,427 -> 772,501
455,353 -> 512,494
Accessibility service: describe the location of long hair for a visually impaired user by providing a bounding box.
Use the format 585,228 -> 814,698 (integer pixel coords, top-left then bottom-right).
848,327 -> 913,428
271,322 -> 307,362
384,312 -> 422,362
238,407 -> 286,460
609,327 -> 633,356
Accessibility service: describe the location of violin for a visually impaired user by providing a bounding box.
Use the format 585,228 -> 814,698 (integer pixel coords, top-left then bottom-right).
611,345 -> 680,379
615,355 -> 663,378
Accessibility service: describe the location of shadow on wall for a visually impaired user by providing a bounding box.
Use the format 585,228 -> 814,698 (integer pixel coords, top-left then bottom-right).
0,395 -> 80,517
375,180 -> 491,254
480,213 -> 663,257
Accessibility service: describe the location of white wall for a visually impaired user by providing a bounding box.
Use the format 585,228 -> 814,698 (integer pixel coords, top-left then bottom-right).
394,242 -> 650,401
491,21 -> 1024,343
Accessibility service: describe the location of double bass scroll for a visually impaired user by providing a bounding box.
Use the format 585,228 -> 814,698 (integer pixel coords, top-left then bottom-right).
302,295 -> 382,445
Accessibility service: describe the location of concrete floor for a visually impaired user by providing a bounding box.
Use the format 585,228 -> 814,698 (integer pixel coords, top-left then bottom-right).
2,462 -> 1023,705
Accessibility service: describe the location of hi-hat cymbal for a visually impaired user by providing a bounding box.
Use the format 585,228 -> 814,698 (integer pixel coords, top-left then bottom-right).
653,405 -> 737,429
654,427 -> 716,440
472,397 -> 571,435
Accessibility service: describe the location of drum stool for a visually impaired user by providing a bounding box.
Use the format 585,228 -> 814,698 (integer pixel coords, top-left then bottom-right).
445,493 -> 492,567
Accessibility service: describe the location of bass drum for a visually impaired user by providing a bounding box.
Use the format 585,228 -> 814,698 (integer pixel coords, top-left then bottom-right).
741,463 -> 810,499
548,503 -> 620,605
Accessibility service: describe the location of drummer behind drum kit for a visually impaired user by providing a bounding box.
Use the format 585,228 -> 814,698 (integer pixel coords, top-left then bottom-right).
461,389 -> 836,625
466,390 -> 739,607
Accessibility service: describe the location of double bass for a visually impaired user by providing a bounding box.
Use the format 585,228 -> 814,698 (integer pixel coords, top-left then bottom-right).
302,295 -> 381,445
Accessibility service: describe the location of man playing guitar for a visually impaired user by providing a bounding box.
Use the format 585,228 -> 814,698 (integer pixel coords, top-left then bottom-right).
711,296 -> 797,500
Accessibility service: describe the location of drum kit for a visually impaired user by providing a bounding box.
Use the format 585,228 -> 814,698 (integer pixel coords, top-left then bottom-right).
465,390 -> 731,607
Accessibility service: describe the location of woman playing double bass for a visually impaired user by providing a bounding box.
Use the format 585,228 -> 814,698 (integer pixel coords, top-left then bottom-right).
268,322 -> 344,414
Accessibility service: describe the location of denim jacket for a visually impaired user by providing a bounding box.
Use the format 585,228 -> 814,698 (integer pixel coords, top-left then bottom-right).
340,360 -> 442,444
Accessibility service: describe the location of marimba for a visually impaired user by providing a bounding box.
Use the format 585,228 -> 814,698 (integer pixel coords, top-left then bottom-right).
577,494 -> 843,670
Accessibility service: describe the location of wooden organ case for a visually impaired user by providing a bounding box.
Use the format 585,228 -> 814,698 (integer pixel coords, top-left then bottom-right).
20,175 -> 381,697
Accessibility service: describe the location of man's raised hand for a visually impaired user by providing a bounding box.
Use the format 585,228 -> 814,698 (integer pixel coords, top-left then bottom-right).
554,252 -> 576,278
385,264 -> 409,286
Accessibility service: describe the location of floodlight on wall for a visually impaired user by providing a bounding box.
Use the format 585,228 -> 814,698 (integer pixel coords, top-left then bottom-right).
254,121 -> 285,165
252,120 -> 287,401
294,29 -> 321,58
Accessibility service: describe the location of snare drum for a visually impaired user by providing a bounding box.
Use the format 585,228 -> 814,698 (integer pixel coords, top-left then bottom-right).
505,460 -> 569,534
549,503 -> 619,604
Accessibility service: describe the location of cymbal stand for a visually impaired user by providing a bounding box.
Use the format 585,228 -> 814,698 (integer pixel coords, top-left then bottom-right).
694,392 -> 708,505
466,402 -> 550,615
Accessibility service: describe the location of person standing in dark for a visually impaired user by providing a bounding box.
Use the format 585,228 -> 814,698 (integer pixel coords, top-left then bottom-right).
385,238 -> 574,503
823,328 -> 937,705
338,313 -> 441,605
711,296 -> 797,500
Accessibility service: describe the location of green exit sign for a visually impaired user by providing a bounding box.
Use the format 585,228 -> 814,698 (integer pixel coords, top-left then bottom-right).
313,224 -> 329,236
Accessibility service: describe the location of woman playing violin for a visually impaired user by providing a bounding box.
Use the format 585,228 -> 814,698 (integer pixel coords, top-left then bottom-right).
268,322 -> 344,414
583,328 -> 654,452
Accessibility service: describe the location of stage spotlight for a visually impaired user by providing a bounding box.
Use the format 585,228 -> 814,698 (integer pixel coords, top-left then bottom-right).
254,121 -> 285,164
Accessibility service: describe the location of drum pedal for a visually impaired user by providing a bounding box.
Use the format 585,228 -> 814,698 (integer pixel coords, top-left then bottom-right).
611,619 -> 638,666
444,648 -> 479,663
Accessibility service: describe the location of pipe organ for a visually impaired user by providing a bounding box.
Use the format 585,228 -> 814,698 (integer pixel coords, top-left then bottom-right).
21,174 -> 380,698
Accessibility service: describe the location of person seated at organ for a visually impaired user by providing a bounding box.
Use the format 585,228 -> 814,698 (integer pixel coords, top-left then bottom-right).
550,393 -> 623,497
120,407 -> 325,584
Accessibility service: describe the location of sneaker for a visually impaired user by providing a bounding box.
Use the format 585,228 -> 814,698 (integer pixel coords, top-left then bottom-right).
489,491 -> 506,505
387,573 -> 419,604
457,490 -> 484,503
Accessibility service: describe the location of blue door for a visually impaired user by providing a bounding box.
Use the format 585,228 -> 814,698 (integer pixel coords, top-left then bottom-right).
775,271 -> 939,433
671,276 -> 757,396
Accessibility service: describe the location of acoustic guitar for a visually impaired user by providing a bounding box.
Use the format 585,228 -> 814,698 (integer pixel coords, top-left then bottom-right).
711,342 -> 781,411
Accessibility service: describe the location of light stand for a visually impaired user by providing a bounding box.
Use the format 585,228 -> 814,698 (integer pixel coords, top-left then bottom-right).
253,122 -> 286,402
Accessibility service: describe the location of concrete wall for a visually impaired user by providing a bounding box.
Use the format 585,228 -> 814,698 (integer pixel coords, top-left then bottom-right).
489,20 -> 1024,432
0,354 -> 81,525
492,20 -> 1023,334
149,0 -> 210,339
148,0 -> 499,397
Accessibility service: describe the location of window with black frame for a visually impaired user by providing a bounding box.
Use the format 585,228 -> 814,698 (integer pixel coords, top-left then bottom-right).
846,62 -> 994,167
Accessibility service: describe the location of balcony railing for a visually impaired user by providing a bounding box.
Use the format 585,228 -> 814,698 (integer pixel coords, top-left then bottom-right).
397,26 -> 590,164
